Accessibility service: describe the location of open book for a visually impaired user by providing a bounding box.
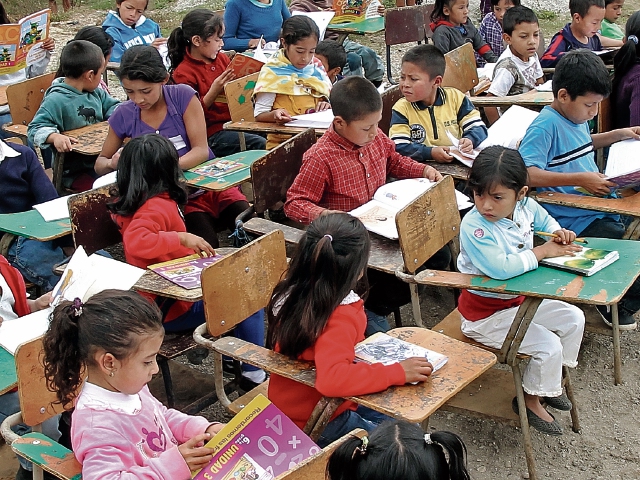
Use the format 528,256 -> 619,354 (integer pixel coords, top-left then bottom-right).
188,158 -> 248,179
285,109 -> 334,129
148,254 -> 222,290
331,0 -> 380,23
0,9 -> 50,75
603,139 -> 640,189
355,332 -> 448,372
540,247 -> 619,276
478,105 -> 540,150
446,130 -> 478,167
349,178 -> 473,240
292,11 -> 335,40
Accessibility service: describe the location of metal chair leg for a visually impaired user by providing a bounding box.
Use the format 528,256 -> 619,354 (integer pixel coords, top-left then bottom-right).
158,356 -> 175,409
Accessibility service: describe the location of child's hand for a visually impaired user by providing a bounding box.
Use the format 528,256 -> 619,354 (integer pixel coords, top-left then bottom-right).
551,229 -> 576,245
377,4 -> 386,14
616,127 -> 640,141
206,423 -> 225,436
31,292 -> 52,312
151,37 -> 167,49
273,109 -> 293,123
49,133 -> 78,152
316,101 -> 331,112
422,165 -> 443,181
0,315 -> 3,327
177,232 -> 216,257
178,433 -> 215,472
578,172 -> 617,196
399,357 -> 433,383
431,146 -> 453,163
42,38 -> 55,51
535,240 -> 582,260
248,38 -> 266,49
458,138 -> 473,153
109,148 -> 123,171
211,67 -> 235,92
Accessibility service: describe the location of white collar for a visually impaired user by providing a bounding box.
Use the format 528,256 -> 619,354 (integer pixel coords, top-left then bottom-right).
109,10 -> 148,29
340,290 -> 361,305
76,381 -> 142,415
0,141 -> 21,164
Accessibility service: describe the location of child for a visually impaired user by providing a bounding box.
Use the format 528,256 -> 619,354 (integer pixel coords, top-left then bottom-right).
389,45 -> 488,163
485,6 -> 544,125
223,0 -> 290,53
42,289 -> 225,478
71,26 -> 115,94
315,40 -> 347,84
326,421 -> 471,480
476,0 -> 520,67
168,9 -> 266,157
97,45 -> 249,248
458,146 -> 585,435
598,0 -> 625,47
612,12 -> 640,128
519,50 -> 640,328
267,213 -> 434,447
102,0 -> 165,64
108,134 -> 266,389
430,0 -> 498,65
27,40 -> 119,192
253,15 -> 331,149
540,0 -> 605,68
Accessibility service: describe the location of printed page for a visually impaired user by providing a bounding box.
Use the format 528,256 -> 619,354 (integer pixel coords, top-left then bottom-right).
604,139 -> 640,178
0,9 -> 50,75
536,79 -> 553,92
371,178 -> 435,209
349,200 -> 400,239
0,307 -> 51,354
365,0 -> 382,19
477,105 -> 540,150
477,63 -> 496,80
285,109 -> 334,128
292,11 -> 335,40
355,332 -> 449,371
33,196 -> 71,222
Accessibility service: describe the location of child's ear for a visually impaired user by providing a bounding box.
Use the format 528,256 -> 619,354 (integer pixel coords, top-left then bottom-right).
191,35 -> 202,47
329,66 -> 342,77
572,12 -> 582,22
556,88 -> 571,103
443,5 -> 451,16
95,350 -> 119,376
433,75 -> 443,86
333,115 -> 347,129
517,186 -> 529,200
503,32 -> 512,44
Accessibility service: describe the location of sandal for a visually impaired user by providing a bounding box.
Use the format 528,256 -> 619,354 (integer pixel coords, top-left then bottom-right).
543,393 -> 572,411
512,397 -> 563,436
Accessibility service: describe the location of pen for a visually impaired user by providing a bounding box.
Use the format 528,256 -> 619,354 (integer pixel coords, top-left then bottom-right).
535,231 -> 588,245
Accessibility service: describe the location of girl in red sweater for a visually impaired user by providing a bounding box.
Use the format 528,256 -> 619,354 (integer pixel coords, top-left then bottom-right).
266,213 -> 434,447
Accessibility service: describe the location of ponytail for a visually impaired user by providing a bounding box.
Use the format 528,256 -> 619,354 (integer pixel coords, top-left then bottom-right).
613,12 -> 640,92
168,9 -> 224,73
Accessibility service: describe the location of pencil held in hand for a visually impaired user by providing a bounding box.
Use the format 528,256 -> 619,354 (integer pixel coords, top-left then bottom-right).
535,231 -> 588,245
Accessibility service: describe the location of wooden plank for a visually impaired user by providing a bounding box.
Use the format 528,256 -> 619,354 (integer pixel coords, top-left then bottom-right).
383,8 -> 423,46
244,217 -> 304,244
2,123 -> 28,138
224,120 -> 327,137
0,346 -> 17,395
5,72 -> 56,125
0,209 -> 70,241
426,161 -> 470,181
11,433 -> 82,480
442,43 -> 478,94
468,90 -> 553,108
380,85 -> 403,136
0,84 -> 7,106
69,185 -> 120,255
534,190 -> 640,217
224,72 -> 259,123
159,332 -> 200,359
183,150 -> 268,192
61,121 -> 110,156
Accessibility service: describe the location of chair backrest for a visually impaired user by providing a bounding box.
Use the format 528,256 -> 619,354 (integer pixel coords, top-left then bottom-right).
6,72 -> 56,126
418,3 -> 435,39
442,43 -> 478,94
536,29 -> 546,59
380,85 -> 403,136
224,72 -> 260,123
251,128 -> 315,214
68,184 -> 122,255
202,230 -> 288,337
384,7 -> 425,46
395,175 -> 461,274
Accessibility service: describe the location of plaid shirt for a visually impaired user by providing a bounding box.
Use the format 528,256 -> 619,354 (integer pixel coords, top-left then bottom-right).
284,125 -> 426,224
477,13 -> 504,67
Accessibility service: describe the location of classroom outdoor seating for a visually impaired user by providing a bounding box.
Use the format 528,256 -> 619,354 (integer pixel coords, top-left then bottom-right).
442,43 -> 479,94
384,6 -> 427,84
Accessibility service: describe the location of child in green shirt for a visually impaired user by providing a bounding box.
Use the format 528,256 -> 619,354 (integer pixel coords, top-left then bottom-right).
599,0 -> 624,47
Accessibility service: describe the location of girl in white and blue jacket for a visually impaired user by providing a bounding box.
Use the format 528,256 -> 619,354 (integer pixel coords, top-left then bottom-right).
457,146 -> 585,436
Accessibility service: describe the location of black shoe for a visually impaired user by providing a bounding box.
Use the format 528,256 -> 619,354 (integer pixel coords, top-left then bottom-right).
186,347 -> 209,365
543,393 -> 572,411
222,358 -> 240,378
596,305 -> 637,331
511,397 -> 563,436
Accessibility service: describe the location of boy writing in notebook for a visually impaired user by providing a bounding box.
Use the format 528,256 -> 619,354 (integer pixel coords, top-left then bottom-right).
388,44 -> 487,163
519,50 -> 640,328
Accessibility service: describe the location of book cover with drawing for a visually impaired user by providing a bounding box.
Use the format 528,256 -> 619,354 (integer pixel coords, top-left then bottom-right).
230,53 -> 265,78
189,158 -> 248,179
193,394 -> 321,480
331,0 -> 374,23
349,178 -> 473,240
148,254 -> 222,289
539,247 -> 619,276
355,332 -> 449,372
603,139 -> 640,190
0,9 -> 50,75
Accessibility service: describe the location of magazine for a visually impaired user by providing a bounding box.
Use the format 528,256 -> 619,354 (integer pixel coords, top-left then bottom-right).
148,254 -> 222,289
189,158 -> 249,179
355,332 -> 449,372
540,247 -> 619,276
0,9 -> 50,75
194,394 -> 321,479
603,139 -> 640,190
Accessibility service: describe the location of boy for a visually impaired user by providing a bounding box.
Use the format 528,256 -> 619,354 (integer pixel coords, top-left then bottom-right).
477,0 -> 520,66
540,0 -> 605,67
485,6 -> 544,124
519,50 -> 640,328
315,40 -> 346,84
389,44 -> 487,163
28,40 -> 119,192
598,0 -> 624,47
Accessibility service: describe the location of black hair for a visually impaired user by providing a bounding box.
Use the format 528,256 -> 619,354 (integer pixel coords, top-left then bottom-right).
281,16 -> 319,47
315,40 -> 347,71
168,9 -> 224,73
43,290 -> 164,408
59,40 -> 104,79
0,1 -> 9,24
330,76 -> 382,123
502,6 -> 539,35
569,0 -> 605,17
326,421 -> 471,480
107,134 -> 188,216
613,11 -> 640,93
267,213 -> 370,358
116,0 -> 149,9
467,146 -> 528,196
118,45 -> 169,83
552,49 -> 611,99
490,0 -> 520,6
402,44 -> 446,79
75,26 -> 115,59
431,0 -> 459,22
604,0 -> 619,4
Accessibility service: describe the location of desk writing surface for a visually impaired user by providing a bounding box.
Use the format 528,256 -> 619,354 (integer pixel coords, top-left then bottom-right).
426,161 -> 470,181
0,209 -> 71,241
469,90 -> 553,108
327,16 -> 385,34
62,121 -> 110,156
183,150 -> 268,192
0,346 -> 17,395
224,121 -> 327,137
535,191 -> 640,217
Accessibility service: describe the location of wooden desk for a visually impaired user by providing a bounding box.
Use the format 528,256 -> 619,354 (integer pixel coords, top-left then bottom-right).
0,85 -> 7,106
534,190 -> 640,217
326,16 -> 385,44
426,161 -> 470,181
0,347 -> 17,395
62,121 -> 109,156
184,150 -> 268,192
468,90 -> 553,108
224,120 -> 327,138
0,209 -> 70,241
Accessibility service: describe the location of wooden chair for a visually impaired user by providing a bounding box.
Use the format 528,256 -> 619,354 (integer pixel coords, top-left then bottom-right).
223,72 -> 260,150
380,85 -> 403,136
442,43 -> 479,94
418,3 -> 435,41
384,7 -> 427,84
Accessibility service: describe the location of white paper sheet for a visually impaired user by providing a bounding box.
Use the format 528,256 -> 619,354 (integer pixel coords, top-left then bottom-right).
285,109 -> 334,128
292,11 -> 335,40
33,196 -> 71,222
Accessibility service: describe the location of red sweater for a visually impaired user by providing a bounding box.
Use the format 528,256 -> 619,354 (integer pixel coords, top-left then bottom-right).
0,255 -> 30,317
111,193 -> 193,322
172,49 -> 232,138
268,298 -> 406,429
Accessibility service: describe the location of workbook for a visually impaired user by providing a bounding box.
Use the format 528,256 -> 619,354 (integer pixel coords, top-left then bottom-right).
349,178 -> 473,240
148,254 -> 222,289
603,139 -> 640,189
477,105 -> 540,151
540,247 -> 619,276
355,332 -> 448,372
188,158 -> 249,179
193,394 -> 320,480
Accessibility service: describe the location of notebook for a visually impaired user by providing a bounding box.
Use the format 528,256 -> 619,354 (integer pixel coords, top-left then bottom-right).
355,332 -> 448,372
540,247 -> 619,276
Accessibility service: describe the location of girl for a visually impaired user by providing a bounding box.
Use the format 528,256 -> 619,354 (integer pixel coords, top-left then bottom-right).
97,45 -> 249,248
266,213 -> 433,447
326,421 -> 471,480
457,146 -> 585,435
72,26 -> 115,94
168,9 -> 266,157
102,0 -> 165,64
612,11 -> 640,128
223,0 -> 290,53
42,289 -> 224,479
430,0 -> 498,65
253,15 -> 332,149
108,134 -> 266,387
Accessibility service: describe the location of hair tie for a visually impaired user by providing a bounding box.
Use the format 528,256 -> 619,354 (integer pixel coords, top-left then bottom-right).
352,436 -> 368,459
324,234 -> 333,242
69,298 -> 83,318
424,433 -> 433,444
629,35 -> 639,45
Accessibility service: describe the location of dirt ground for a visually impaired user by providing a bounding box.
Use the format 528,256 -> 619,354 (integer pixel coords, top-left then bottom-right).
2,4 -> 640,480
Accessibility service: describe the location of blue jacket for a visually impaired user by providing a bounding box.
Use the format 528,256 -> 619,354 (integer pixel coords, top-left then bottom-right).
541,23 -> 602,68
102,11 -> 161,63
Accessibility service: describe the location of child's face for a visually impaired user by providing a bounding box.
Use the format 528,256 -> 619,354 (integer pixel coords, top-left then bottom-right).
117,0 -> 147,27
282,36 -> 317,70
334,109 -> 382,147
473,184 -> 527,222
193,30 -> 225,61
555,90 -> 602,124
399,61 -> 441,106
504,22 -> 540,61
121,77 -> 167,109
443,0 -> 469,26
315,53 -> 340,83
493,0 -> 515,25
573,5 -> 605,39
604,0 -> 624,23
105,332 -> 163,395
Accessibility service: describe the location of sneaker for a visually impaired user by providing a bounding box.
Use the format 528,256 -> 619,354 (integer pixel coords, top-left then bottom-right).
596,305 -> 637,331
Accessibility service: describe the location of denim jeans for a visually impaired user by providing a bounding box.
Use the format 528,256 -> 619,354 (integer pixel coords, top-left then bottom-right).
7,237 -> 66,291
317,405 -> 393,448
365,309 -> 390,337
208,130 -> 266,158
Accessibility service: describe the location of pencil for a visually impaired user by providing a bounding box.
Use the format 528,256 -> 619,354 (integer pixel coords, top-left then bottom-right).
535,231 -> 588,245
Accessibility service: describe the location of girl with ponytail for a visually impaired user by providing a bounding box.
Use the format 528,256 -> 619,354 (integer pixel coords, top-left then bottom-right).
613,11 -> 640,128
266,213 -> 434,448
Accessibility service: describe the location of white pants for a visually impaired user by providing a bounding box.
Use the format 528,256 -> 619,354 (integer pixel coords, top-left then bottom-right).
461,299 -> 585,397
